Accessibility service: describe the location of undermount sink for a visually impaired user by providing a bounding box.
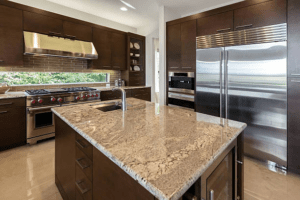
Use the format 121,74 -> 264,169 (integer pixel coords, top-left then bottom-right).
96,104 -> 122,112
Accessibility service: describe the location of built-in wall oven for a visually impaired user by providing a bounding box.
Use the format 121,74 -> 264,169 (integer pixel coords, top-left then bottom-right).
168,72 -> 195,109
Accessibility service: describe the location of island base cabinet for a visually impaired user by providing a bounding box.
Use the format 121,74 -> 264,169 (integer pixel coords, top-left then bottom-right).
93,147 -> 155,200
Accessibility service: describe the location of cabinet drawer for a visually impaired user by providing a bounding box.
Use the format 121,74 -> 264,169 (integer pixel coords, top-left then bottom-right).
101,91 -> 118,101
0,98 -> 25,109
76,146 -> 93,182
76,134 -> 93,161
75,165 -> 93,200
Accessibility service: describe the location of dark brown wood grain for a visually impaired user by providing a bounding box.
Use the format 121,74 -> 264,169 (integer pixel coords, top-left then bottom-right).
181,20 -> 196,71
92,28 -> 112,69
23,11 -> 63,35
0,98 -> 26,151
167,23 -> 181,71
93,147 -> 155,200
233,0 -> 286,30
63,21 -> 92,41
111,32 -> 127,71
55,116 -> 76,200
0,4 -> 22,30
197,11 -> 233,36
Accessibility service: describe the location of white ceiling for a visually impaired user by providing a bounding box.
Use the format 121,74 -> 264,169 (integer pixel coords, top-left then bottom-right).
45,0 -> 244,29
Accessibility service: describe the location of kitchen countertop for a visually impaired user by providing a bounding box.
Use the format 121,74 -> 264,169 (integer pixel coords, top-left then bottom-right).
0,91 -> 27,99
52,98 -> 246,200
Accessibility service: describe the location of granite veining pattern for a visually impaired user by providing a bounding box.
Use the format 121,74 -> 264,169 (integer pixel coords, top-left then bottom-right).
0,92 -> 27,99
52,98 -> 246,200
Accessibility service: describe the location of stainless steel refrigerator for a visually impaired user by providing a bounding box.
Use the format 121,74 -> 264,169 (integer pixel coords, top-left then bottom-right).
195,24 -> 287,168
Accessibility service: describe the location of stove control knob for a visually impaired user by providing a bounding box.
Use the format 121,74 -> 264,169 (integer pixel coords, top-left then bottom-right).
87,94 -> 90,98
51,97 -> 56,102
91,94 -> 94,97
95,94 -> 99,97
31,100 -> 36,104
75,96 -> 80,100
38,98 -> 43,104
82,95 -> 86,99
57,98 -> 63,103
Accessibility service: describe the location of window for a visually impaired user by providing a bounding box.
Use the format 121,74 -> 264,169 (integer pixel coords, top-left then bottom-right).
0,72 -> 108,85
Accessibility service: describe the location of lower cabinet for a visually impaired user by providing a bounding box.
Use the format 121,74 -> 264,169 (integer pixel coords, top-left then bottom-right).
0,97 -> 26,151
101,87 -> 151,102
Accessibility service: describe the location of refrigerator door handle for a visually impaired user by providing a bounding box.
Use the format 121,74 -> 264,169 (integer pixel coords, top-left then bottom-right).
219,51 -> 223,119
225,51 -> 229,120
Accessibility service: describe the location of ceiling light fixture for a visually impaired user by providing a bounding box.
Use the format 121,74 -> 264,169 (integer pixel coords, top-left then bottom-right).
120,0 -> 136,9
120,7 -> 128,11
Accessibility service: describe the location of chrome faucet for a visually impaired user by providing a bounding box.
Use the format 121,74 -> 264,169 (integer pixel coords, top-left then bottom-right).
112,87 -> 127,111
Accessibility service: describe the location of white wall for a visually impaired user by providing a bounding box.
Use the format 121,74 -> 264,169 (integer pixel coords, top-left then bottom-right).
9,0 -> 137,33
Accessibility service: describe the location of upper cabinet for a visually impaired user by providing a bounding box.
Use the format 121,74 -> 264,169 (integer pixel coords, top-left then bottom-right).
167,23 -> 181,71
0,5 -> 23,66
92,28 -> 127,70
23,11 -> 63,36
111,32 -> 126,70
197,11 -> 233,36
63,21 -> 92,41
234,0 -> 286,30
181,20 -> 196,70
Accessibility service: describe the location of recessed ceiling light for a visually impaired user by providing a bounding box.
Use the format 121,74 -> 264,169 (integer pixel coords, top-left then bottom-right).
120,0 -> 136,9
120,7 -> 128,11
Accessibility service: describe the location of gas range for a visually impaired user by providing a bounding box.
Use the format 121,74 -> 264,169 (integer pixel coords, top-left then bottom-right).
26,87 -> 101,107
26,87 -> 101,145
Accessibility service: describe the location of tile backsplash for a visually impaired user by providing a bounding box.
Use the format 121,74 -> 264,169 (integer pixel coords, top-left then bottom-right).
0,55 -> 121,91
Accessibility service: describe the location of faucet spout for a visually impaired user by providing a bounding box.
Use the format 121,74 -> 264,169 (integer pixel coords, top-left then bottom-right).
112,87 -> 127,111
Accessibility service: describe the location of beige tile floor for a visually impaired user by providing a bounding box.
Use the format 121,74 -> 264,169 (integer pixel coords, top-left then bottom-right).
1,139 -> 300,200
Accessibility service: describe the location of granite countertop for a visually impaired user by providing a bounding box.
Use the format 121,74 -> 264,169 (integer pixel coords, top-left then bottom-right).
52,98 -> 246,200
0,91 -> 27,99
92,86 -> 151,91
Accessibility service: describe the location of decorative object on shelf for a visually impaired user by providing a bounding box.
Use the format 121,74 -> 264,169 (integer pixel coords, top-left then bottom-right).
130,53 -> 134,56
134,43 -> 140,49
130,42 -> 133,48
135,54 -> 140,57
134,66 -> 140,71
131,60 -> 138,65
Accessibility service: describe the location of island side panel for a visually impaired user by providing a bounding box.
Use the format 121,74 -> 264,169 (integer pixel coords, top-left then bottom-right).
237,131 -> 244,200
93,147 -> 155,200
55,115 -> 76,200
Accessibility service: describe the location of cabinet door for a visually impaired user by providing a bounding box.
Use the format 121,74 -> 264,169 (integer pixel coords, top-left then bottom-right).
234,0 -> 286,30
288,0 -> 300,78
181,20 -> 196,71
63,21 -> 92,41
23,11 -> 63,35
167,24 -> 181,71
197,11 -> 233,36
111,32 -> 127,70
0,27 -> 23,66
92,28 -> 112,69
288,78 -> 300,173
0,5 -> 23,30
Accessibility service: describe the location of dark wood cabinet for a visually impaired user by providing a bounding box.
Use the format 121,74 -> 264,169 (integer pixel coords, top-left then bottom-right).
288,78 -> 300,173
288,0 -> 300,78
181,20 -> 196,70
111,32 -> 127,70
197,11 -> 233,36
234,0 -> 286,30
23,11 -> 63,35
92,28 -> 112,69
63,21 -> 92,41
55,116 -> 76,200
0,5 -> 23,30
100,88 -> 150,102
130,88 -> 151,101
167,23 -> 181,71
0,98 -> 26,151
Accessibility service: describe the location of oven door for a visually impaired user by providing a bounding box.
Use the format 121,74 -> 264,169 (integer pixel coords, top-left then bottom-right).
27,107 -> 55,140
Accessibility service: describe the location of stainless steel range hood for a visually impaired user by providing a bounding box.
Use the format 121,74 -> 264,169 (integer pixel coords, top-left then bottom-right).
24,31 -> 98,59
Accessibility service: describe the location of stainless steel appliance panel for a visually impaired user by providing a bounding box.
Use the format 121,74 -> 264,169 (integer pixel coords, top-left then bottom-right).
225,42 -> 287,167
196,47 -> 225,117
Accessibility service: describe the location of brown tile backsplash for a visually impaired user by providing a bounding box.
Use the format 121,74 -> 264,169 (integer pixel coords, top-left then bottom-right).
0,55 -> 121,91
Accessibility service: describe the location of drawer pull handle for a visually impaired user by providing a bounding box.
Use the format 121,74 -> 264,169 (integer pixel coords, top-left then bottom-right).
0,60 -> 4,62
75,181 -> 90,194
236,24 -> 253,30
0,111 -> 8,114
217,28 -> 231,32
76,158 -> 90,169
236,160 -> 243,165
0,102 -> 13,106
76,140 -> 88,149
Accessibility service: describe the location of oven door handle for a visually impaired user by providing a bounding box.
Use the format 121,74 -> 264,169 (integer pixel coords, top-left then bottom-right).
27,105 -> 60,113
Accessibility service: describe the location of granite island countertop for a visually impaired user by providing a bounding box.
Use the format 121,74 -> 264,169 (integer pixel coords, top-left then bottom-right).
52,98 -> 246,200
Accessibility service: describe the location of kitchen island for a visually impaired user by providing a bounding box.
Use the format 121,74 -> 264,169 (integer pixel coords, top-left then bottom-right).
52,98 -> 246,200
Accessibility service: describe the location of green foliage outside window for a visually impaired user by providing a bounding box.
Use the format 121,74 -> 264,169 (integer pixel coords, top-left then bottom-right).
0,72 -> 107,85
